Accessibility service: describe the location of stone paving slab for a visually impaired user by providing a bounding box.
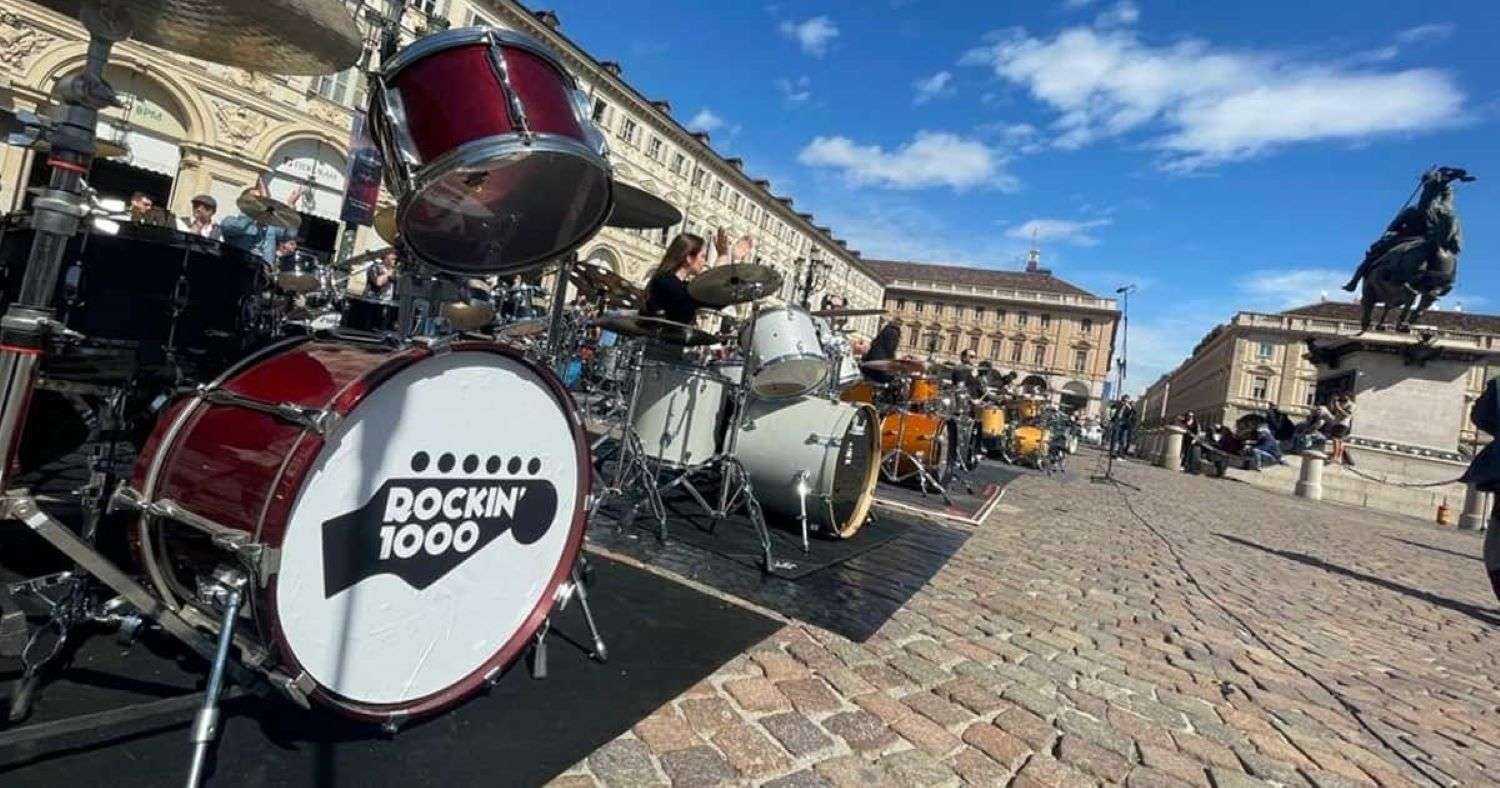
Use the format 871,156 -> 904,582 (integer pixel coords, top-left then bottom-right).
559,451 -> 1498,786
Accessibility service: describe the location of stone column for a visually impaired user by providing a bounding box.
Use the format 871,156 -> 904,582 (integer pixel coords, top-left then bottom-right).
1295,451 -> 1326,501
1158,427 -> 1186,471
1459,483 -> 1489,531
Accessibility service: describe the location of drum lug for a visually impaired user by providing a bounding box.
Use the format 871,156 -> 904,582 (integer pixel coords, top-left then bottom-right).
110,484 -> 268,570
381,713 -> 408,736
266,669 -> 314,710
196,387 -> 342,435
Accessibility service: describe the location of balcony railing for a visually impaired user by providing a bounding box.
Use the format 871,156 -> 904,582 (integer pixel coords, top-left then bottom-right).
883,279 -> 1118,312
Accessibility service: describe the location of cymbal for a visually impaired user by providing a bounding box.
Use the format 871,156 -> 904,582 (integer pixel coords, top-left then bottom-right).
236,192 -> 301,231
811,307 -> 885,319
688,263 -> 783,308
569,260 -> 641,305
592,313 -> 721,346
373,205 -> 398,244
607,180 -> 682,229
32,0 -> 361,76
860,358 -> 928,376
342,246 -> 397,269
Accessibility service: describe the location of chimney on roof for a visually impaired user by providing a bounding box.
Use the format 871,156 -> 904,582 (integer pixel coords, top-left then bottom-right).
651,99 -> 672,114
692,131 -> 710,144
600,60 -> 622,76
726,157 -> 743,170
533,10 -> 561,29
778,197 -> 793,207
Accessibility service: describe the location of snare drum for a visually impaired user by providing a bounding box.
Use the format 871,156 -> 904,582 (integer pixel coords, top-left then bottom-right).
129,338 -> 589,721
740,305 -> 827,399
370,27 -> 612,276
631,361 -> 729,468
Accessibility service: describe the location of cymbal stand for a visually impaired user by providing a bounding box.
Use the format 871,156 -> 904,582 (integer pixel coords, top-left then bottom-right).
590,340 -> 664,529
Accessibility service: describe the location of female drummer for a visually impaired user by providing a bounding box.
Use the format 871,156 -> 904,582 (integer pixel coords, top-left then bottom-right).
642,228 -> 752,325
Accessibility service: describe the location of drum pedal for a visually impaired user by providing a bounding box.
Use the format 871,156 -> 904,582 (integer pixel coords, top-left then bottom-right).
529,619 -> 550,680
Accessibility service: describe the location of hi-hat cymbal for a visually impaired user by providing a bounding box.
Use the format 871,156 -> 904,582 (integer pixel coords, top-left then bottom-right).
811,307 -> 885,319
32,0 -> 361,76
606,180 -> 682,229
373,205 -> 398,244
860,358 -> 928,376
592,313 -> 721,346
688,263 -> 783,308
236,192 -> 301,231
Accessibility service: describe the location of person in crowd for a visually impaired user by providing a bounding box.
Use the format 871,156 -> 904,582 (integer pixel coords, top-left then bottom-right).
860,322 -> 903,384
950,349 -> 986,399
220,185 -> 295,264
175,194 -> 221,240
1327,393 -> 1356,466
1245,424 -> 1287,470
128,191 -> 153,221
1108,395 -> 1137,458
366,248 -> 399,301
1178,411 -> 1202,470
643,228 -> 748,326
1294,402 -> 1333,452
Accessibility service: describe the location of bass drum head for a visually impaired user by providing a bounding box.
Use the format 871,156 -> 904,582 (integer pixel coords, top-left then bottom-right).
400,143 -> 611,276
827,403 -> 879,538
749,356 -> 828,399
272,350 -> 585,715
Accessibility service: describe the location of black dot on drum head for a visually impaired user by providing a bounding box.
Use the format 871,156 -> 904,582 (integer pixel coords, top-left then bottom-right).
527,458 -> 541,475
486,455 -> 502,474
411,452 -> 430,472
463,454 -> 479,473
507,457 -> 522,474
438,453 -> 456,473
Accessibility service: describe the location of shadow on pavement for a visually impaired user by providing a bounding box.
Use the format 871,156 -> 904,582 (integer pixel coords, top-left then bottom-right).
1217,533 -> 1500,627
1385,537 -> 1482,563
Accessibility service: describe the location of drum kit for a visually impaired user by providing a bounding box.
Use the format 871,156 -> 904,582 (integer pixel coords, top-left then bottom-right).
0,1 -> 650,782
583,266 -> 884,567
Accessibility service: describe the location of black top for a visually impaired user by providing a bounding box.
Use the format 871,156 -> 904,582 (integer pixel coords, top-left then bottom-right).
862,324 -> 903,383
643,271 -> 702,325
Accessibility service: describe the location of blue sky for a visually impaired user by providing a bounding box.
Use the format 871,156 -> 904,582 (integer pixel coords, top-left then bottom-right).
545,0 -> 1499,391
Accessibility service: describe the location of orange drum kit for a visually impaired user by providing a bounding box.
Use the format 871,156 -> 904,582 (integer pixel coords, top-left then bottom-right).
0,1 -> 715,782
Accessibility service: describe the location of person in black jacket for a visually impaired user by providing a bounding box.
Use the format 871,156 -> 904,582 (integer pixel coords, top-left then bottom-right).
861,322 -> 903,383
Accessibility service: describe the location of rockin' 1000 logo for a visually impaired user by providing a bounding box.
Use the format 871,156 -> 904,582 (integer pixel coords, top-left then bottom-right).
320,451 -> 560,597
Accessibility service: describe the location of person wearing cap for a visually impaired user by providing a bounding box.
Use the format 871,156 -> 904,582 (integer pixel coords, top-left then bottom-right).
221,185 -> 295,264
176,194 -> 222,240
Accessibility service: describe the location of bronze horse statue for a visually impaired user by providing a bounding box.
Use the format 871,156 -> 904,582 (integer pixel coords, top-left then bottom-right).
1347,167 -> 1475,333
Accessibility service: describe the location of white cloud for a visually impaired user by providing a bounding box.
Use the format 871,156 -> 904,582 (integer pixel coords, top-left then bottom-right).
798,131 -> 1017,191
962,26 -> 1466,170
1238,268 -> 1347,308
686,108 -> 724,133
1005,218 -> 1111,247
1395,23 -> 1454,45
780,16 -> 839,57
1094,1 -> 1139,28
912,71 -> 955,105
777,76 -> 812,104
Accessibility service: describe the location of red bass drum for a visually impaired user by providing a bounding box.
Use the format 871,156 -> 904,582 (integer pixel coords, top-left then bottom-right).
129,337 -> 589,722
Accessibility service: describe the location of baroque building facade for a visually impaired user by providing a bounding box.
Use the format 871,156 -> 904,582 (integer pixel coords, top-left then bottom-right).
0,0 -> 884,336
866,259 -> 1120,418
1138,301 -> 1498,452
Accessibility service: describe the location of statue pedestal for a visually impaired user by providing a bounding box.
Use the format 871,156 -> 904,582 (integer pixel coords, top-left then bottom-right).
1306,332 -> 1499,458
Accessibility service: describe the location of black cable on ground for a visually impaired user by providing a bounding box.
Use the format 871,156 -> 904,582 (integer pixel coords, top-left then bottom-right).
1108,475 -> 1449,788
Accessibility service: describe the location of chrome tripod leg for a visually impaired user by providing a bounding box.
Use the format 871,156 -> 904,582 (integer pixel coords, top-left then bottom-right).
795,470 -> 811,554
186,569 -> 246,788
718,457 -> 773,571
569,564 -> 607,662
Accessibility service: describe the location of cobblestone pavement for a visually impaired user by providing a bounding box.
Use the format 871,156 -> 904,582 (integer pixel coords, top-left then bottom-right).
557,450 -> 1498,787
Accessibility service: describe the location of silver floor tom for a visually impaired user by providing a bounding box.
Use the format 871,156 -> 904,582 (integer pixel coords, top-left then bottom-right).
631,360 -> 729,468
734,396 -> 880,538
741,305 -> 827,399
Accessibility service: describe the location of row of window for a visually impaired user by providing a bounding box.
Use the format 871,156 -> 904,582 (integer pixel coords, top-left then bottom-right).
904,327 -> 1090,373
1247,375 -> 1317,407
889,298 -> 1093,334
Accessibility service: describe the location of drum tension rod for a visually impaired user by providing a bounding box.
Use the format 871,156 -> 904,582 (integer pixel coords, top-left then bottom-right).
109,485 -> 267,569
196,388 -> 341,435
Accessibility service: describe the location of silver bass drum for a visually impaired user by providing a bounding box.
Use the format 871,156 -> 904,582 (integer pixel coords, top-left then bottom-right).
631,360 -> 728,468
734,396 -> 880,538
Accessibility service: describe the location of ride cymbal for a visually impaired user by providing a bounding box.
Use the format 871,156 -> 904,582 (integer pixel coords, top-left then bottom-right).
32,0 -> 362,75
373,205 -> 398,244
688,263 -> 783,308
606,180 -> 682,229
592,313 -> 720,346
236,192 -> 302,231
859,358 -> 928,376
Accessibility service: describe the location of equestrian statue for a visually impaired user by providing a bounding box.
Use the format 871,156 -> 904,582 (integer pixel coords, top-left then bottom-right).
1343,166 -> 1475,333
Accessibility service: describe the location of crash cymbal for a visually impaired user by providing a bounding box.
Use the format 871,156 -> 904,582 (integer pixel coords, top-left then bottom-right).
592,313 -> 721,347
236,192 -> 301,231
373,205 -> 398,244
341,246 -> 398,269
859,358 -> 928,376
33,0 -> 361,76
569,261 -> 641,303
811,307 -> 886,319
688,263 -> 783,308
606,180 -> 682,229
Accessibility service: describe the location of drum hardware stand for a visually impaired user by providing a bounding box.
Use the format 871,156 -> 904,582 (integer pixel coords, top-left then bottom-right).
879,399 -> 955,506
526,558 -> 609,681
185,566 -> 246,788
590,340 -> 664,528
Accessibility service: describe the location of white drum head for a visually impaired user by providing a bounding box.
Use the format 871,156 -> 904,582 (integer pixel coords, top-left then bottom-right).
750,356 -> 828,399
273,350 -> 580,708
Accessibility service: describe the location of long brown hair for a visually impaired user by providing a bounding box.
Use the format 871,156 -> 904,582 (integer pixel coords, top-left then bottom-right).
654,233 -> 706,278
